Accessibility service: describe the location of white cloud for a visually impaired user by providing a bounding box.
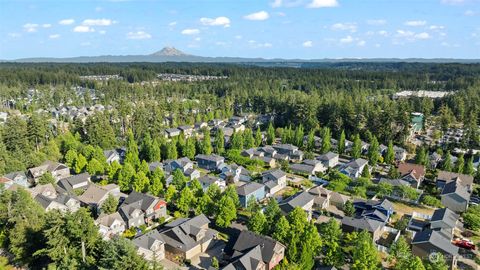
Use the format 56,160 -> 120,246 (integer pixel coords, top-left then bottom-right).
73,25 -> 95,32
23,23 -> 39,32
200,16 -> 230,27
340,35 -> 354,44
366,19 -> 386,26
168,21 -> 177,26
378,30 -> 388,36
59,19 -> 75,25
464,10 -> 475,16
262,42 -> 272,48
357,40 -> 366,46
99,30 -> 107,34
194,37 -> 201,41
95,6 -> 103,12
331,23 -> 357,32
82,19 -> 114,26
235,35 -> 243,39
244,11 -> 269,21
404,20 -> 427,26
271,0 -> 282,7
126,31 -> 151,39
302,40 -> 313,47
49,34 -> 60,39
80,41 -> 91,46
415,32 -> 431,39
215,41 -> 227,46
429,25 -> 445,30
396,30 -> 415,38
8,33 -> 21,38
248,40 -> 273,48
181,28 -> 200,35
42,24 -> 52,28
307,0 -> 339,8
441,0 -> 465,5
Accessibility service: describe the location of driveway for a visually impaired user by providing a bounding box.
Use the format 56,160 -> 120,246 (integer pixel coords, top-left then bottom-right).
189,240 -> 226,270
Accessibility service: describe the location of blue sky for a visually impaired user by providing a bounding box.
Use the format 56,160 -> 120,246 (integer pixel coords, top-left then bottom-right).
1,0 -> 479,59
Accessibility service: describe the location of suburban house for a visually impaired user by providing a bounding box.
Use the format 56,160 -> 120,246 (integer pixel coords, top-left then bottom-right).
329,191 -> 350,209
279,191 -> 315,219
411,230 -> 458,268
436,171 -> 474,190
224,230 -> 285,270
242,148 -> 277,168
340,158 -> 368,179
341,216 -> 385,242
261,169 -> 287,195
393,146 -> 408,161
148,162 -> 163,172
195,154 -> 225,171
28,183 -> 57,198
397,163 -> 426,188
2,171 -> 29,188
34,193 -> 80,212
440,181 -> 471,213
429,152 -> 442,169
308,186 -> 332,209
219,163 -> 251,183
353,198 -> 394,223
132,230 -> 165,261
236,182 -> 266,208
178,125 -> 194,137
317,152 -> 339,168
119,191 -> 167,228
57,173 -> 91,194
27,160 -> 70,183
158,214 -> 218,261
198,175 -> 225,191
103,149 -> 124,164
165,128 -> 181,138
96,212 -> 127,240
164,157 -> 194,174
290,159 -> 326,176
194,122 -> 208,131
272,144 -> 304,161
77,183 -> 123,213
430,208 -> 460,237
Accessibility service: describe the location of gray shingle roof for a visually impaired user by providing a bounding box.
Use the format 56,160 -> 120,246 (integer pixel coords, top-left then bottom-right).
412,229 -> 459,256
317,152 -> 338,161
133,230 -> 164,250
236,182 -> 264,196
279,191 -> 314,213
230,230 -> 285,265
431,208 -> 459,229
341,216 -> 384,232
437,171 -> 474,186
262,169 -> 286,180
441,181 -> 470,201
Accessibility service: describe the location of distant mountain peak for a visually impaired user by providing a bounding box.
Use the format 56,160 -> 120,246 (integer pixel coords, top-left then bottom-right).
151,47 -> 188,56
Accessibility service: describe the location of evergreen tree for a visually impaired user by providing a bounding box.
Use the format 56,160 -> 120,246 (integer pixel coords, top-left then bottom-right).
214,128 -> 225,154
351,134 -> 362,159
202,129 -> 213,154
319,219 -> 343,267
244,128 -> 255,149
293,124 -> 304,147
415,147 -> 427,166
118,163 -> 135,191
442,151 -> 452,172
464,156 -> 475,175
230,131 -> 244,150
64,149 -> 78,168
102,194 -> 119,214
87,158 -> 104,176
385,140 -> 395,164
321,127 -> 331,154
150,139 -> 161,162
177,186 -> 194,215
306,130 -> 315,151
184,137 -> 196,159
125,129 -> 140,168
338,130 -> 346,155
368,136 -> 380,166
254,127 -> 262,147
132,171 -> 149,192
272,216 -> 290,244
455,153 -> 464,173
344,200 -> 355,217
267,122 -> 275,145
166,140 -> 178,160
215,195 -> 237,227
38,172 -> 56,185
148,168 -> 164,196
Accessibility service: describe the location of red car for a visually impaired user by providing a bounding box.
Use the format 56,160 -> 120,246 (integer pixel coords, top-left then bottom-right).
453,239 -> 476,250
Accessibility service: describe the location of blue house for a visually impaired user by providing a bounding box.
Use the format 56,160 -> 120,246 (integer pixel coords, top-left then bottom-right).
236,182 -> 266,208
353,198 -> 394,223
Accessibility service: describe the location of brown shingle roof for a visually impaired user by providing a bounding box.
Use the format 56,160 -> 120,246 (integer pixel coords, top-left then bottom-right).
397,163 -> 425,181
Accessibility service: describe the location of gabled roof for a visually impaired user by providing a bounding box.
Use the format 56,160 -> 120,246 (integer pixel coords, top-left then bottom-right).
317,152 -> 338,161
236,182 -> 264,196
198,175 -> 222,185
78,183 -> 116,204
195,154 -> 224,162
411,229 -> 459,256
57,173 -> 90,192
430,208 -> 459,229
346,158 -> 368,169
122,191 -> 160,212
441,181 -> 470,201
279,191 -> 314,213
229,230 -> 285,264
308,186 -> 331,196
290,163 -> 315,174
398,163 -> 425,181
341,216 -> 384,233
133,230 -> 164,250
262,169 -> 286,180
96,212 -> 125,227
223,245 -> 265,270
437,171 -> 474,186
4,171 -> 26,181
